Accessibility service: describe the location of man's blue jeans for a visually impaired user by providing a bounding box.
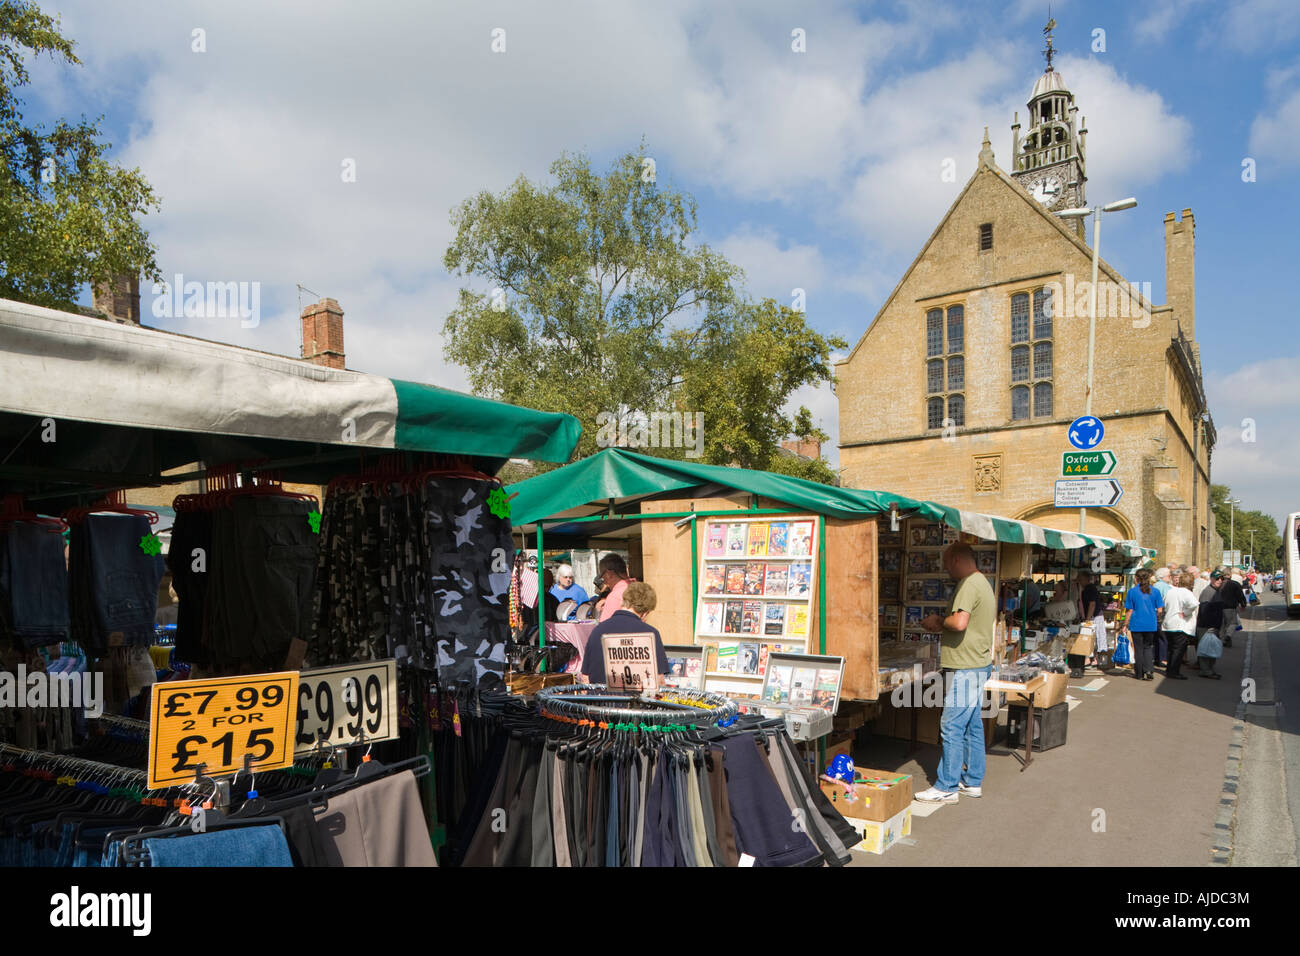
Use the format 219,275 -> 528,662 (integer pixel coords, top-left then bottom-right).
937,665 -> 992,793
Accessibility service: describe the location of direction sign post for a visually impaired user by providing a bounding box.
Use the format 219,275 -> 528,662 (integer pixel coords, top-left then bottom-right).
1066,417 -> 1107,532
1061,450 -> 1116,476
1055,479 -> 1124,509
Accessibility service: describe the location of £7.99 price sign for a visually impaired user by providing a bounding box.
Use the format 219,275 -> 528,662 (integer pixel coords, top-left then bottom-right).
148,672 -> 300,790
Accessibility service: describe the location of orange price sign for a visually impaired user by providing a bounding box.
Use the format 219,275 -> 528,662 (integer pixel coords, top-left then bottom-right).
148,671 -> 300,790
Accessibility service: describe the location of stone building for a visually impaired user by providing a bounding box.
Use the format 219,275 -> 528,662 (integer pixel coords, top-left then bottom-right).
836,45 -> 1215,566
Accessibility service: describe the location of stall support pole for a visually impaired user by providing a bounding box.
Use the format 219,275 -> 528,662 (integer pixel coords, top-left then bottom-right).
689,516 -> 699,633
537,522 -> 546,656
817,514 -> 828,769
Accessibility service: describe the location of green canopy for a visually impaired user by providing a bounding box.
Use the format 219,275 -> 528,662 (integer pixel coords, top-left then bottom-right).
506,448 -> 1154,558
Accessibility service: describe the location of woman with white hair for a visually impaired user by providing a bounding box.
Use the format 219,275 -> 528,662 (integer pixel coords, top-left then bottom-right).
549,563 -> 589,620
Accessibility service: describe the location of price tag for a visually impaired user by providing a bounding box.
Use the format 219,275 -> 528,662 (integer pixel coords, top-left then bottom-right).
148,672 -> 300,790
601,632 -> 659,693
294,659 -> 398,754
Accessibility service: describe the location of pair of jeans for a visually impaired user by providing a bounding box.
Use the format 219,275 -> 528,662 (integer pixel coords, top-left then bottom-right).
145,824 -> 294,866
937,664 -> 993,792
1131,631 -> 1157,678
71,513 -> 164,652
1165,630 -> 1192,677
0,520 -> 70,646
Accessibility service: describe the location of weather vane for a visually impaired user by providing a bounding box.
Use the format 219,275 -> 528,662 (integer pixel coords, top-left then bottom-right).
1043,13 -> 1057,72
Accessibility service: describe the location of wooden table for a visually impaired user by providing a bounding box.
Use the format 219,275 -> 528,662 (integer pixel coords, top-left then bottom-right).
984,673 -> 1045,770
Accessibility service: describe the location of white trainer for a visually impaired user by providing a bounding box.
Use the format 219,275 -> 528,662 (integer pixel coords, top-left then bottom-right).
958,783 -> 982,797
914,786 -> 959,803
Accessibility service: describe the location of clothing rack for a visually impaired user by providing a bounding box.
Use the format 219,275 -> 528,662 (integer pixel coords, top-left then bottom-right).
535,684 -> 739,726
0,742 -> 148,782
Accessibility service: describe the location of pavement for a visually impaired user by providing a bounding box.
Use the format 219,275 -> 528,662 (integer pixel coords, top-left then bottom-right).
846,606 -> 1252,867
1231,592 -> 1299,865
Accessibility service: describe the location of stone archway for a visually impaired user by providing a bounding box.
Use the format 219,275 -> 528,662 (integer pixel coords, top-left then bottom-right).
1014,500 -> 1136,542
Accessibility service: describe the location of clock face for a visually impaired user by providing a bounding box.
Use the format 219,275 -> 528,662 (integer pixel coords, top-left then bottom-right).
1032,175 -> 1063,205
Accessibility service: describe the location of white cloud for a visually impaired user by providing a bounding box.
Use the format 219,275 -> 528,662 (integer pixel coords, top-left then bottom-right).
1248,65 -> 1300,170
715,226 -> 828,304
1133,0 -> 1210,43
1219,0 -> 1300,52
1205,356 -> 1300,529
1054,55 -> 1195,202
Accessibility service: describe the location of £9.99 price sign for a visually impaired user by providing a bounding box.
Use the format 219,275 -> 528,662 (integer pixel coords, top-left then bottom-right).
294,659 -> 398,754
148,672 -> 300,790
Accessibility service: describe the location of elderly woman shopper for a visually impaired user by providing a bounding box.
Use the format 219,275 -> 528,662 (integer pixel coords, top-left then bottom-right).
1162,571 -> 1201,680
1124,568 -> 1164,681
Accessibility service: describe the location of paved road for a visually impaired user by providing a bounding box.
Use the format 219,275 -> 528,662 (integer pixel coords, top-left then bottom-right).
845,615 -> 1246,866
1232,592 -> 1300,865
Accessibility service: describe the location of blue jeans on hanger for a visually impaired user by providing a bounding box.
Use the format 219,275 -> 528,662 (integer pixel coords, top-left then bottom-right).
936,664 -> 993,793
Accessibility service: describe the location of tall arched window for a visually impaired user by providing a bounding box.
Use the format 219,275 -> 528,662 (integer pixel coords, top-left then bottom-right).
1010,287 -> 1054,421
927,397 -> 945,430
1033,382 -> 1053,417
948,394 -> 965,427
924,302 -> 965,430
927,361 -> 944,393
1011,386 -> 1030,421
947,356 -> 964,390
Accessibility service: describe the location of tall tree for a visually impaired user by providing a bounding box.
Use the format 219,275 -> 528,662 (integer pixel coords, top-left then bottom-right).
442,146 -> 843,479
1209,484 -> 1280,571
0,0 -> 160,310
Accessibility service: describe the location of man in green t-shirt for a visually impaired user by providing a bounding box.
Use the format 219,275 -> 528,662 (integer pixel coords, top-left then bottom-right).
915,543 -> 996,803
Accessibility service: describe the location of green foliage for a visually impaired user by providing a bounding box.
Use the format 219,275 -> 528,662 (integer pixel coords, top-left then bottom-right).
442,145 -> 843,483
1209,484 -> 1280,571
0,0 -> 160,309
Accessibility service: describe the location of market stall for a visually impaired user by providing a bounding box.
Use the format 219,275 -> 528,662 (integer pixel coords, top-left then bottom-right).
0,296 -> 581,867
508,448 -> 1153,704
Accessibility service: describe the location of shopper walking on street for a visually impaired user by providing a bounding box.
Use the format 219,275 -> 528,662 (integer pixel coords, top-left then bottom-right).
1152,567 -> 1173,667
915,544 -> 996,804
1125,569 -> 1164,681
1162,572 -> 1200,681
1077,571 -> 1109,668
1217,568 -> 1248,648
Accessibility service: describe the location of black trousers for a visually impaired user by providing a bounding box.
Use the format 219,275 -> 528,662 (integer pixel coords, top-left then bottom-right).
1131,631 -> 1156,678
1165,631 -> 1190,677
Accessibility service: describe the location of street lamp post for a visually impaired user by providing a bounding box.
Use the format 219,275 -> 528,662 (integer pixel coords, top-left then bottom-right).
1220,495 -> 1242,564
1249,529 -> 1257,568
1058,197 -> 1138,533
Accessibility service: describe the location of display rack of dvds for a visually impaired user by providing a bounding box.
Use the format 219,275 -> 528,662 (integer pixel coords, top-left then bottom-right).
898,519 -> 999,647
694,515 -> 819,700
877,519 -> 904,643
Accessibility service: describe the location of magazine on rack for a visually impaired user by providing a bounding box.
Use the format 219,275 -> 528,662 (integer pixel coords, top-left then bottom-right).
705,523 -> 726,557
703,564 -> 725,595
764,564 -> 789,595
743,563 -> 765,595
789,521 -> 813,556
746,523 -> 769,556
767,522 -> 789,556
726,523 -> 746,556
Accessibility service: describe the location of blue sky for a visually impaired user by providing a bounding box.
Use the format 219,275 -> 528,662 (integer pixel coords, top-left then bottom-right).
18,0 -> 1300,528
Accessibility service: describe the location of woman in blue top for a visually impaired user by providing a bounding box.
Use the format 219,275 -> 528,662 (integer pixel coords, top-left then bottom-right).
1125,568 -> 1164,681
549,564 -> 589,620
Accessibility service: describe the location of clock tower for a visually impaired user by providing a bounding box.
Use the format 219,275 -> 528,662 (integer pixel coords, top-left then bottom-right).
1010,19 -> 1088,236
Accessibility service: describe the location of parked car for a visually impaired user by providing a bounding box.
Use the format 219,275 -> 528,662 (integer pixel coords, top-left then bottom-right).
1272,574 -> 1285,593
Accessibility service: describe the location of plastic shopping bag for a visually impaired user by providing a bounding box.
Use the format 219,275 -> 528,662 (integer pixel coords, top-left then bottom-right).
1112,631 -> 1132,665
1197,629 -> 1223,659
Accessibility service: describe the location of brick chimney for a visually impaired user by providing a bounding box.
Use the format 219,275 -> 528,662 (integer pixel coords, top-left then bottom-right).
781,437 -> 822,460
91,274 -> 141,324
300,298 -> 346,369
1164,209 -> 1195,340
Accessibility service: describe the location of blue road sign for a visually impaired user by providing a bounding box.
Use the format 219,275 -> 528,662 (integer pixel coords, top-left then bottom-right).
1068,416 -> 1105,450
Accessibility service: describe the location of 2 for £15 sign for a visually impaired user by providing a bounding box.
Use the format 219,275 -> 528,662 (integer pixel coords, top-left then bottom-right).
148,672 -> 300,790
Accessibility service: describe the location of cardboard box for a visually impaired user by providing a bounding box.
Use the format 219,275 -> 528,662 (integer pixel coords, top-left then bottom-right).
845,807 -> 912,854
821,768 -> 913,822
1006,671 -> 1068,708
1066,632 -> 1094,657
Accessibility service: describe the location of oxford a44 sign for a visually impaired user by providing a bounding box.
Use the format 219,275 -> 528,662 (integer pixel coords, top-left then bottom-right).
1061,450 -> 1116,476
